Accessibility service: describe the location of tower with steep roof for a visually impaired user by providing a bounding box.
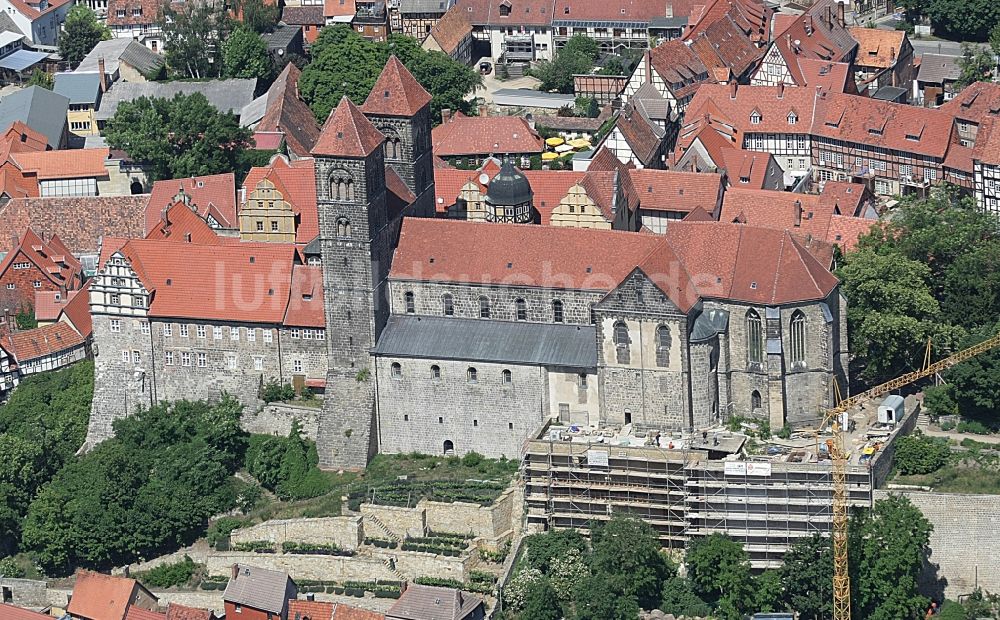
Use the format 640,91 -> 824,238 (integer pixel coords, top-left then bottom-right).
312,96 -> 388,469
361,55 -> 435,218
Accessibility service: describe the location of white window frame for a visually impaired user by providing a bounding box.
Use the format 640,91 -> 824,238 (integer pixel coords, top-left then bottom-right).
110,319 -> 121,333
262,329 -> 273,344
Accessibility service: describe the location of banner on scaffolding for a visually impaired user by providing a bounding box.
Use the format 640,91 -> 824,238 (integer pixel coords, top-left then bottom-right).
586,449 -> 609,467
723,462 -> 772,476
747,462 -> 772,476
723,462 -> 746,475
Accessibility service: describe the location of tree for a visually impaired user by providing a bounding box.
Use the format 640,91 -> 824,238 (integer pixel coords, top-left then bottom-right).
573,573 -> 641,620
518,579 -> 561,620
233,0 -> 280,33
943,324 -> 1000,421
590,517 -> 674,609
660,576 -> 712,617
223,26 -> 272,80
937,600 -> 970,620
547,547 -> 590,606
925,0 -> 1000,42
686,533 -> 755,620
59,5 -> 111,65
849,495 -> 933,620
529,34 -> 598,93
923,384 -> 959,418
160,0 -> 227,79
104,93 -> 253,182
780,535 -> 833,620
894,431 -> 951,475
26,69 -> 52,90
956,42 -> 995,90
754,570 -> 784,613
523,528 -> 588,574
298,26 -> 481,124
597,55 -> 627,76
503,567 -> 542,612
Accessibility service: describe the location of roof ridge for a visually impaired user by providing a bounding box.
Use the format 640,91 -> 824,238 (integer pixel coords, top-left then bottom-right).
770,230 -> 785,304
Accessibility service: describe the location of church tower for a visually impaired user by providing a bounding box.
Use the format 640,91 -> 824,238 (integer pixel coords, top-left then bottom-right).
361,55 -> 436,218
312,96 -> 388,469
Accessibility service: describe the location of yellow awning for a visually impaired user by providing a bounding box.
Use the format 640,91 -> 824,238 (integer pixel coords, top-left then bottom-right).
545,137 -> 565,147
568,138 -> 591,149
541,152 -> 559,161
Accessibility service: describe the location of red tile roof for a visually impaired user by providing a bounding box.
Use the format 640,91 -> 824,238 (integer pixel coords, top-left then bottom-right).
324,0 -> 355,18
12,148 -> 109,181
0,603 -> 51,620
629,169 -> 723,213
795,58 -> 853,92
107,0 -> 158,25
34,289 -> 74,321
820,180 -> 873,217
67,571 -> 147,620
242,157 -> 319,244
362,56 -> 432,117
940,81 -> 1000,122
145,201 -> 231,245
687,83 -> 818,141
614,104 -> 663,165
432,113 -> 542,157
125,608 -> 167,620
313,96 -> 385,158
164,603 -> 213,620
973,117 -> 1000,166
60,280 -> 92,338
392,218 -> 839,309
684,0 -> 771,44
254,64 -> 321,159
289,600 -> 334,620
332,604 -> 383,620
0,196 -> 148,255
688,9 -> 764,79
0,228 -> 82,289
283,264 -> 325,327
849,27 -> 906,69
645,40 -> 710,101
0,121 -> 49,153
106,240 -> 300,324
147,173 -> 238,233
426,6 -> 473,55
769,0 -> 856,84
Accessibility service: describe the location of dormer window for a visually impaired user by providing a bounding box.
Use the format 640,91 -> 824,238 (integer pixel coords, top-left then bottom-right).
868,127 -> 882,136
750,111 -> 761,125
498,1 -> 511,16
787,112 -> 797,125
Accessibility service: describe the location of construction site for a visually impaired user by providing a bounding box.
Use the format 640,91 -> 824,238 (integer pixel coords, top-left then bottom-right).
522,395 -> 918,568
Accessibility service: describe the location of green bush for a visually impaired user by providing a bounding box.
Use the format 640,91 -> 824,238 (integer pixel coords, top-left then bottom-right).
895,432 -> 951,475
207,517 -> 249,549
232,540 -> 275,553
138,556 -> 200,588
777,424 -> 792,440
957,419 -> 993,435
244,427 -> 331,500
261,380 -> 295,403
941,420 -> 957,431
415,576 -> 464,589
0,556 -> 26,578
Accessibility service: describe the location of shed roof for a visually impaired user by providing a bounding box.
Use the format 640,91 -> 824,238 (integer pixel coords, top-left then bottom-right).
492,88 -> 575,108
0,49 -> 48,72
54,72 -> 102,105
916,53 -> 961,84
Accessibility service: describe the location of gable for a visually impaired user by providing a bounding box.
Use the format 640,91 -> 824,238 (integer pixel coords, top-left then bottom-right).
595,267 -> 686,317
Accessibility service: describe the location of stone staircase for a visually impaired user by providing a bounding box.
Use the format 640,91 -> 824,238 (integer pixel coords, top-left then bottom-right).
366,513 -> 401,543
917,411 -> 931,429
381,556 -> 408,582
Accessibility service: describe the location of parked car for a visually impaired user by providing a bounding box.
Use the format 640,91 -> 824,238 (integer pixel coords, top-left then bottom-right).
479,61 -> 492,75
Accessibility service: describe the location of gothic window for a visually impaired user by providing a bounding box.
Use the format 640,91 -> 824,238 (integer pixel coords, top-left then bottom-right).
442,294 -> 454,316
501,369 -> 512,385
656,324 -> 672,367
751,390 -> 762,411
467,367 -> 478,383
391,362 -> 402,378
336,218 -> 351,238
613,320 -> 630,364
329,170 -> 354,201
747,309 -> 763,366
552,299 -> 564,323
790,310 -> 806,367
515,298 -> 527,321
404,291 -> 415,313
479,296 -> 491,318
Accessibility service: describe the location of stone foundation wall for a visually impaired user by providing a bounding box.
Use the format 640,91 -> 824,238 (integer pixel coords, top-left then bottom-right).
361,504 -> 426,539
230,516 -> 363,551
0,578 -> 48,608
205,549 -> 473,582
874,489 -> 1000,600
420,487 -> 517,544
241,403 -> 322,441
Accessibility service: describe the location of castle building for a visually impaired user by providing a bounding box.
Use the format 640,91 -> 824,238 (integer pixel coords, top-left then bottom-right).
86,57 -> 848,468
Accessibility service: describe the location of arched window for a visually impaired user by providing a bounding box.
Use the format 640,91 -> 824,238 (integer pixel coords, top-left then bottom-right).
336,217 -> 351,238
443,439 -> 455,454
391,362 -> 402,379
751,390 -> 762,411
552,299 -> 564,323
442,294 -> 454,316
431,364 -> 441,379
614,320 -> 630,364
790,310 -> 806,366
467,367 -> 478,383
501,369 -> 512,385
515,298 -> 527,321
330,170 -> 354,201
479,296 -> 491,319
404,291 -> 415,314
746,309 -> 763,365
656,324 -> 672,367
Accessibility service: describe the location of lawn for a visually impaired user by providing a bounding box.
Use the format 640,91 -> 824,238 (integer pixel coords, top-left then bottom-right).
894,448 -> 1000,494
244,452 -> 519,522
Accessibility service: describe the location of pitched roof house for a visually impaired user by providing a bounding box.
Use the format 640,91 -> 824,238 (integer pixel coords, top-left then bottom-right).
146,173 -> 238,234
241,64 -> 321,159
431,112 -> 542,162
66,570 -> 158,620
385,584 -> 484,620
0,86 -> 70,149
0,228 -> 82,311
751,0 -> 856,87
0,195 -> 149,256
223,565 -> 297,620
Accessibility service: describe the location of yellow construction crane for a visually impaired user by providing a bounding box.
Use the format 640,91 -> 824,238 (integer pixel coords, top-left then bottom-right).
820,331 -> 1000,620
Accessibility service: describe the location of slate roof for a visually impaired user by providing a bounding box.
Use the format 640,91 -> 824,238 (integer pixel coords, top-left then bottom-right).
0,86 -> 69,148
432,113 -> 542,156
916,53 -> 961,84
97,79 -> 257,121
362,56 -> 432,117
53,72 -> 102,105
313,96 -> 385,158
375,315 -> 597,368
386,585 -> 483,620
426,6 -> 472,55
0,195 -> 149,255
282,5 -> 325,24
223,565 -> 294,615
245,63 -> 321,158
76,38 -> 164,77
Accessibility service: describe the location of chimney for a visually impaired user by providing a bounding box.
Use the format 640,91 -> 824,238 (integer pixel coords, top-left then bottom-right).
161,206 -> 170,227
305,593 -> 315,602
730,81 -> 737,99
891,46 -> 896,62
804,17 -> 812,36
794,200 -> 803,227
441,108 -> 451,123
643,49 -> 652,84
98,57 -> 107,93
778,81 -> 785,98
231,564 -> 239,580
478,104 -> 488,118
825,4 -> 832,26
836,1 -> 845,27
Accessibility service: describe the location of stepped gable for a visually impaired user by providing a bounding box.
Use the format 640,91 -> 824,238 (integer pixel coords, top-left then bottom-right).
312,96 -> 385,158
361,55 -> 432,117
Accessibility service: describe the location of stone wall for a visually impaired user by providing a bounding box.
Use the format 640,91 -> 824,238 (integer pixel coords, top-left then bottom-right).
420,487 -> 517,545
230,516 -> 363,551
241,403 -> 322,441
361,504 -> 425,539
0,578 -> 48,608
205,549 -> 474,583
874,490 -> 1000,600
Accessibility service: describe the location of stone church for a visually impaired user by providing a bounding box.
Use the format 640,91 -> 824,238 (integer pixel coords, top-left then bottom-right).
86,57 -> 848,468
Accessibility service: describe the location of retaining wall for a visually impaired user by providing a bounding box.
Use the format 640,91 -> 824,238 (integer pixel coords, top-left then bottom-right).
420,487 -> 517,546
230,516 -> 363,551
241,403 -> 321,441
206,549 -> 474,582
360,504 -> 425,539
